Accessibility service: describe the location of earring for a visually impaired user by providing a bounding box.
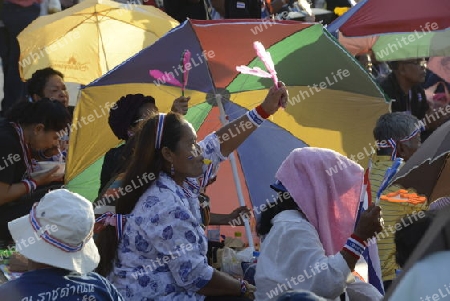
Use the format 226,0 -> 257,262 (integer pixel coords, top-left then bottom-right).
171,163 -> 175,176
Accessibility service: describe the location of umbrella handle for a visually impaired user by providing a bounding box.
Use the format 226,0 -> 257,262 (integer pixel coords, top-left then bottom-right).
215,94 -> 256,250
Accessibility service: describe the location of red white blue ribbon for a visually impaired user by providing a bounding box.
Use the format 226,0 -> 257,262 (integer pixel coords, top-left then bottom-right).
95,212 -> 127,240
155,114 -> 166,150
29,203 -> 91,253
376,126 -> 424,160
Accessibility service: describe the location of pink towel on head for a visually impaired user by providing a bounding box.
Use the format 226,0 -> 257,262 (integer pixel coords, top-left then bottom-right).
276,147 -> 364,256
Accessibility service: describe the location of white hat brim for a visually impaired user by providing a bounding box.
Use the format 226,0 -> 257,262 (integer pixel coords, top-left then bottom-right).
8,214 -> 100,274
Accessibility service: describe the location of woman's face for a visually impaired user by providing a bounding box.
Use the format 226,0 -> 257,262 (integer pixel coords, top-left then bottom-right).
31,124 -> 60,151
42,75 -> 69,107
167,122 -> 204,179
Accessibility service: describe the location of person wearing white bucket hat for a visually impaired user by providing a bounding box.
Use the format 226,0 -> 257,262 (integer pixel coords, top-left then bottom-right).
0,189 -> 124,301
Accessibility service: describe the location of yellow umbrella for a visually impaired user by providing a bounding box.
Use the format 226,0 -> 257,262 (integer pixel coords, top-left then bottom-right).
18,0 -> 179,85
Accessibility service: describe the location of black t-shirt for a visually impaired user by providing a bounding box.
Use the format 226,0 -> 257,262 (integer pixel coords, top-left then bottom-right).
163,0 -> 208,23
380,73 -> 429,120
0,120 -> 27,185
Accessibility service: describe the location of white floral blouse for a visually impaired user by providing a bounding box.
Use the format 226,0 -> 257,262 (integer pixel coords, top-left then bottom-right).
109,133 -> 226,301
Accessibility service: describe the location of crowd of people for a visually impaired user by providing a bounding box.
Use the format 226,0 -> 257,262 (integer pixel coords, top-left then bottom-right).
0,0 -> 450,301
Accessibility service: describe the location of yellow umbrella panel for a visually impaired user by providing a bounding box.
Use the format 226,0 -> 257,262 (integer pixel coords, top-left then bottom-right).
18,0 -> 179,84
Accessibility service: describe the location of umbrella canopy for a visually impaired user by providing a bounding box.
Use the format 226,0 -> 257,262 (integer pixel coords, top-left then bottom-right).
393,120 -> 450,203
327,0 -> 450,59
65,20 -> 389,228
17,0 -> 179,85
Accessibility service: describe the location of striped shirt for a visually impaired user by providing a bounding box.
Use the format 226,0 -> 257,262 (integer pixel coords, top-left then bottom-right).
369,155 -> 428,281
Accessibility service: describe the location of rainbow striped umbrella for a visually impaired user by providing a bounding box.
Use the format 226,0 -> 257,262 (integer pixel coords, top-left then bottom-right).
66,20 -> 388,241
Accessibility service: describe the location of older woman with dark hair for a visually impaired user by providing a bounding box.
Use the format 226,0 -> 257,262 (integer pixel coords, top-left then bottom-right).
27,67 -> 69,108
95,84 -> 287,300
255,147 -> 384,301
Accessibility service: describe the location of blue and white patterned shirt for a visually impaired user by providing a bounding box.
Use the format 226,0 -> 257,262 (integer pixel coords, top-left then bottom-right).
109,133 -> 226,301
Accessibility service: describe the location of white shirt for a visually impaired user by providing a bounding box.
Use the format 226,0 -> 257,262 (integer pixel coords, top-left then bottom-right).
254,210 -> 382,301
389,251 -> 450,300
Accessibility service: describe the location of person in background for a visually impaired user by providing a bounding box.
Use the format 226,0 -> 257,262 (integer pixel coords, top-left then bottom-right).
26,67 -> 71,163
99,93 -> 189,194
0,189 -> 125,301
394,211 -> 436,271
27,67 -> 70,109
0,99 -> 70,243
369,112 -> 424,292
0,0 -> 41,114
94,84 -> 287,300
255,147 -> 383,301
198,176 -> 250,228
164,0 -> 209,23
380,59 -> 450,142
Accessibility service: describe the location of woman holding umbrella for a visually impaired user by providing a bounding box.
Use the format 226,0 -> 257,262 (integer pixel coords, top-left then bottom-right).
95,84 -> 287,300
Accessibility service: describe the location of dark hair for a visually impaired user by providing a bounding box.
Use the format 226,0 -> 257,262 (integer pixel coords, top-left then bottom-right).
5,99 -> 70,131
256,191 -> 299,236
27,67 -> 64,98
108,94 -> 156,140
95,112 -> 185,276
395,210 -> 437,268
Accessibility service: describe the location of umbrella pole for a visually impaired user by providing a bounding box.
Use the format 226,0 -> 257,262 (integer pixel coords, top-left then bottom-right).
215,94 -> 255,250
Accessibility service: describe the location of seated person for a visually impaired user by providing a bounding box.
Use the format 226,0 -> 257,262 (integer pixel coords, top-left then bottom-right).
94,84 -> 288,300
369,112 -> 424,291
27,67 -> 72,162
388,212 -> 450,300
0,99 -> 70,243
0,189 -> 124,300
255,147 -> 383,301
380,59 -> 450,142
395,211 -> 436,270
99,93 -> 188,194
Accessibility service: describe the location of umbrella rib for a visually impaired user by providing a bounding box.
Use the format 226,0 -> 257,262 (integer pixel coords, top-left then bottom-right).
93,10 -> 111,72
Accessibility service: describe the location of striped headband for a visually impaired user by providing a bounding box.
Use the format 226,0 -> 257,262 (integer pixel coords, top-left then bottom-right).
155,114 -> 166,149
376,126 -> 424,160
95,212 -> 127,240
29,203 -> 92,253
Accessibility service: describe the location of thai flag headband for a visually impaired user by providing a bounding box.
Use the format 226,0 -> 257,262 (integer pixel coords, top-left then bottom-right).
376,125 -> 424,160
155,114 -> 166,150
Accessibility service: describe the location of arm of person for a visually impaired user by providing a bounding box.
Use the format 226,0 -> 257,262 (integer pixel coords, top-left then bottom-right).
141,188 -> 250,298
216,83 -> 287,157
209,206 -> 250,225
0,167 -> 60,205
171,96 -> 190,115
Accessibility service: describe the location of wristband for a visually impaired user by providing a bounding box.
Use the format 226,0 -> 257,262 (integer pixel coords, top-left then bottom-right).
351,233 -> 367,247
22,179 -> 37,194
255,105 -> 270,119
343,236 -> 367,259
239,279 -> 250,297
246,108 -> 264,127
